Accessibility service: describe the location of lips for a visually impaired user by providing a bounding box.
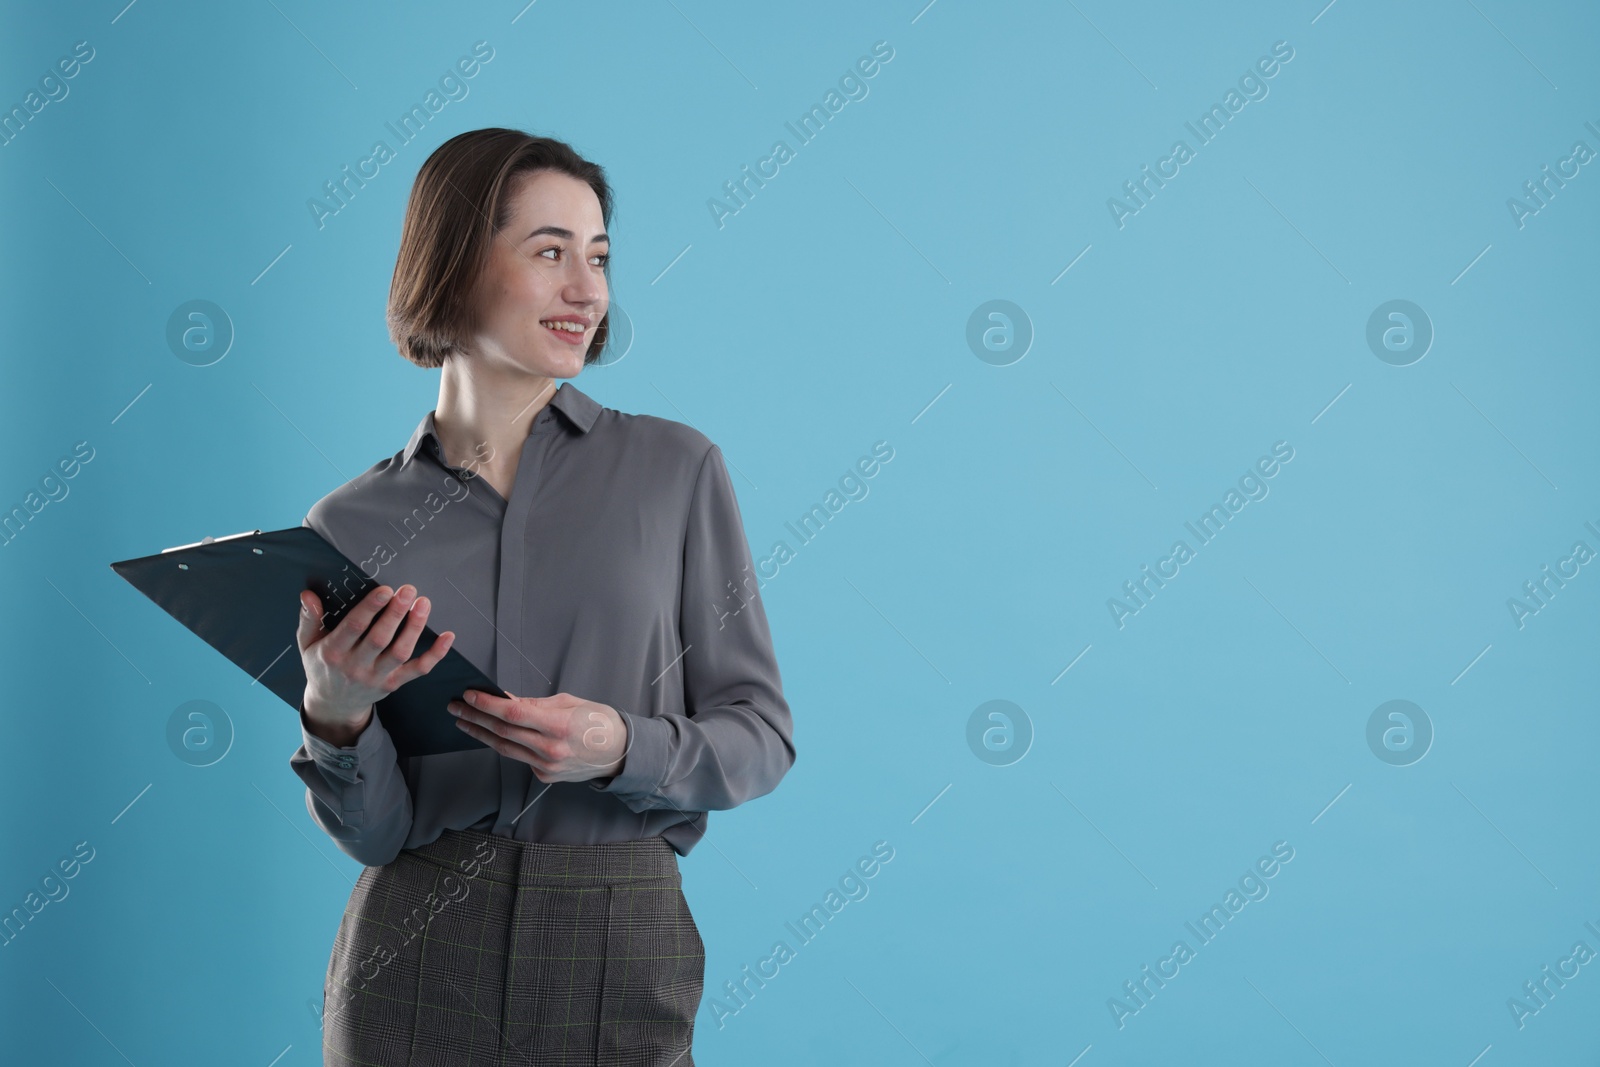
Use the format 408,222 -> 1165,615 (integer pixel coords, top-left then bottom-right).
541,319 -> 589,345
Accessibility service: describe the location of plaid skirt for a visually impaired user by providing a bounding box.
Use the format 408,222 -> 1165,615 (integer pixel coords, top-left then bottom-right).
321,827 -> 704,1066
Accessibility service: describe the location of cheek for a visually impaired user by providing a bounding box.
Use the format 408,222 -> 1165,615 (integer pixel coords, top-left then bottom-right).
495,254 -> 545,297
514,266 -> 551,300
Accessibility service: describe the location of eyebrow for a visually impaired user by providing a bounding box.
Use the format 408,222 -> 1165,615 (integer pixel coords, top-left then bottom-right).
526,225 -> 609,244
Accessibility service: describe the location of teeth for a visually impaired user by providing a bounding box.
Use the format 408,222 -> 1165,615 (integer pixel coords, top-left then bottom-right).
542,320 -> 584,332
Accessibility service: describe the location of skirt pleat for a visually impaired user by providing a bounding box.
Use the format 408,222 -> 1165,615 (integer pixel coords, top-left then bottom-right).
322,828 -> 703,1066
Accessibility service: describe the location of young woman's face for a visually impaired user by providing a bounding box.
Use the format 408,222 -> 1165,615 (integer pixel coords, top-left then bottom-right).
466,169 -> 609,378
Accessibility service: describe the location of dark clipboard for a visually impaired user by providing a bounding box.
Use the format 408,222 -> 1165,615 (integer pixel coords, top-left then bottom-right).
109,526 -> 504,758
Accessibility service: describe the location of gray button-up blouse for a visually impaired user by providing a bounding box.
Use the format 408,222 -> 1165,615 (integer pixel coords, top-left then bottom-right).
287,381 -> 796,866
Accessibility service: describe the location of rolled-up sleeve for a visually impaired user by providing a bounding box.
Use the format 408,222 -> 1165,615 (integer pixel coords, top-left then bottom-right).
289,699 -> 414,867
594,444 -> 796,812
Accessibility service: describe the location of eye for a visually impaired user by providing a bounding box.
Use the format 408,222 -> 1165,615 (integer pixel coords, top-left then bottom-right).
537,246 -> 610,268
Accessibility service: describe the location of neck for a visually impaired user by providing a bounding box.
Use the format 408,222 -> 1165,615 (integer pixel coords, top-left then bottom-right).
434,354 -> 561,470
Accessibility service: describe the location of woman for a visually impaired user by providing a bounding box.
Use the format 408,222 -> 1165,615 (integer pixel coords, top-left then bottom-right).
288,128 -> 796,1065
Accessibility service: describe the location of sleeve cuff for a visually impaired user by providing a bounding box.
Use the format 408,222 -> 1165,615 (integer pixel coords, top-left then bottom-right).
588,710 -> 669,799
298,701 -> 392,782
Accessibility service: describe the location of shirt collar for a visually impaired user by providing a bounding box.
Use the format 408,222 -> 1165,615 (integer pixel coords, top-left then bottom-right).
400,381 -> 601,471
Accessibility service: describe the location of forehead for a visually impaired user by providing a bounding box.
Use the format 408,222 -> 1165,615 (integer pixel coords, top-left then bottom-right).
503,170 -> 605,234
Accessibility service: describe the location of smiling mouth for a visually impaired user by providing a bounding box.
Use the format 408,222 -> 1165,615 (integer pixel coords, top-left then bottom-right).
540,320 -> 590,345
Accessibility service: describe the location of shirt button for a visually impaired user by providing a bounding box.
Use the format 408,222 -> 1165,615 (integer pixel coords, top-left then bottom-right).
335,755 -> 355,769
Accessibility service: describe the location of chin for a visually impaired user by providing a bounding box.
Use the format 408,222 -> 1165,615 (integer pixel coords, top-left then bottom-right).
523,342 -> 587,376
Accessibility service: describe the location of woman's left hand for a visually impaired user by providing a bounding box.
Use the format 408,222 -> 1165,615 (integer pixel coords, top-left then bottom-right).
448,690 -> 629,783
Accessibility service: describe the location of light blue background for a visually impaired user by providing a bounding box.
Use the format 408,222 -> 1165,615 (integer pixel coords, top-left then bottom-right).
2,0 -> 1597,1063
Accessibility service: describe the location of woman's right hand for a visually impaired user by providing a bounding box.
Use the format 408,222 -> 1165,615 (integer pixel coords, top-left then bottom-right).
296,583 -> 456,746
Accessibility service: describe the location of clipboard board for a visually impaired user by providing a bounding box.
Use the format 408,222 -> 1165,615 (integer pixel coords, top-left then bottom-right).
110,526 -> 504,758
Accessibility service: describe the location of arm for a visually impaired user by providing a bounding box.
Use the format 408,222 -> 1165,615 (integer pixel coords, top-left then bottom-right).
590,445 -> 797,812
288,696 -> 414,867
287,511 -> 415,866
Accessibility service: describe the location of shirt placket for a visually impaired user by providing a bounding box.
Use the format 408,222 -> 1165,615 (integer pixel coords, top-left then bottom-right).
491,407 -> 560,837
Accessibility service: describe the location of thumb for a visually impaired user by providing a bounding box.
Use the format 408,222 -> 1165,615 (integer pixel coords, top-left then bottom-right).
295,589 -> 325,650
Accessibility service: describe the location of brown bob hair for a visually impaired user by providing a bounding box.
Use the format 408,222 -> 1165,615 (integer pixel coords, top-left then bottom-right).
387,128 -> 614,369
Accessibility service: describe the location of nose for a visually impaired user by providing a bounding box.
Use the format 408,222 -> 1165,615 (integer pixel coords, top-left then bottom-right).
562,259 -> 604,305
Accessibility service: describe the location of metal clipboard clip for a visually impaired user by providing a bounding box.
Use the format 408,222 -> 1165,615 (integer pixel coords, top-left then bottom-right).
161,529 -> 263,554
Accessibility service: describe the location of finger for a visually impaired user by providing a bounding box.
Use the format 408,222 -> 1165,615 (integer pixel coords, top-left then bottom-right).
372,595 -> 432,677
455,717 -> 535,764
458,718 -> 554,779
320,584 -> 396,658
350,585 -> 421,668
456,702 -> 514,738
461,689 -> 527,724
392,629 -> 455,688
454,717 -> 503,754
295,590 -> 325,651
452,702 -> 552,758
487,692 -> 558,732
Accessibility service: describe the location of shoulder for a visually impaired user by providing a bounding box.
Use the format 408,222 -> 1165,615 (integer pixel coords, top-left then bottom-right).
589,405 -> 720,480
582,404 -> 743,524
594,406 -> 713,460
301,449 -> 410,542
